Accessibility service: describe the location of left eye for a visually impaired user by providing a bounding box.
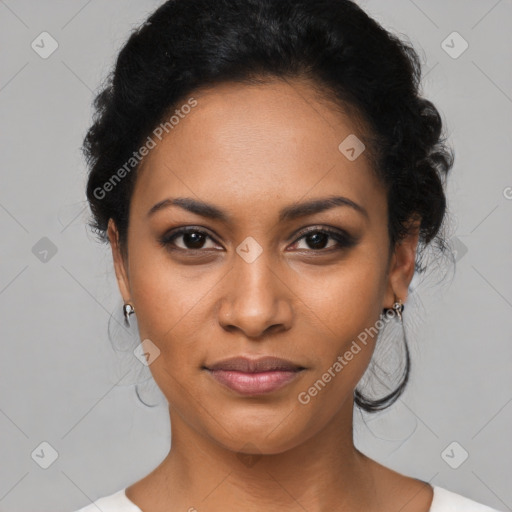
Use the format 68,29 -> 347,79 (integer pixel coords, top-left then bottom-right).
291,228 -> 353,251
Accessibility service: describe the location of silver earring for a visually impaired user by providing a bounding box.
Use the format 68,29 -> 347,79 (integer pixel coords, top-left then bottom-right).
392,299 -> 404,322
382,298 -> 404,322
123,303 -> 135,327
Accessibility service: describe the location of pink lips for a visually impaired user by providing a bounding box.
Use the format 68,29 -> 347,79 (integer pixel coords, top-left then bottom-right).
204,356 -> 305,395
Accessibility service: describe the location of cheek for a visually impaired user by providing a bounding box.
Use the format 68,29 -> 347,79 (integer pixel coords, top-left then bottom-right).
127,241 -> 206,333
289,264 -> 386,432
301,270 -> 383,382
294,247 -> 388,385
126,249 -> 223,397
298,247 -> 387,334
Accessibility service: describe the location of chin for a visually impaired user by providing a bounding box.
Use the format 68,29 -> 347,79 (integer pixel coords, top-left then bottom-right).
199,406 -> 315,456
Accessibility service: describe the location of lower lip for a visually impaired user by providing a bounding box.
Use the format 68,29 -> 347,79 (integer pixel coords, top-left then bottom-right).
206,369 -> 303,395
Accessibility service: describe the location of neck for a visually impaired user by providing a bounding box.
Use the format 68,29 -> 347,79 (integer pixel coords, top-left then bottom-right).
142,397 -> 378,511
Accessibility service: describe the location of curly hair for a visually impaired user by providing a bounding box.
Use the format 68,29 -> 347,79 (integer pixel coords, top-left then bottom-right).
83,0 -> 454,412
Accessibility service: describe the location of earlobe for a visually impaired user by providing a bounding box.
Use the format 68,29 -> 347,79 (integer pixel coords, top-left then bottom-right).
107,218 -> 132,303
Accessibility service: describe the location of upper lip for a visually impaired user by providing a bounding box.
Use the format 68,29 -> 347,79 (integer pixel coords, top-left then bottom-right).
205,356 -> 305,373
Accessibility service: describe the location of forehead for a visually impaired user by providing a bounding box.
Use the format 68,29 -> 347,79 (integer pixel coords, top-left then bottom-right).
132,79 -> 384,222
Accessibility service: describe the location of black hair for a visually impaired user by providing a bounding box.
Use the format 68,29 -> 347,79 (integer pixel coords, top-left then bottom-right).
83,0 -> 454,413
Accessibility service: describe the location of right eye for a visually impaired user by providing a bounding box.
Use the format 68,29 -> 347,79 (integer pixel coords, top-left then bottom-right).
158,227 -> 222,252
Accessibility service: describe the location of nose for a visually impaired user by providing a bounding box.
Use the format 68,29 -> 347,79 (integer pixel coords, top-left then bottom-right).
217,252 -> 293,340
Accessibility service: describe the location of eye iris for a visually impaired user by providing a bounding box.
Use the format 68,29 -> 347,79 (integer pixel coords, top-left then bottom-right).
184,232 -> 205,249
307,232 -> 329,249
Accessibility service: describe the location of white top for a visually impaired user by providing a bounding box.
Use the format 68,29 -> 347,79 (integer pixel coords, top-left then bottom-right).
72,485 -> 504,511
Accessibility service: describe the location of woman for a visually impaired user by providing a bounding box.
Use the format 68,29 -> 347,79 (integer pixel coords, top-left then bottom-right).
74,0 -> 502,510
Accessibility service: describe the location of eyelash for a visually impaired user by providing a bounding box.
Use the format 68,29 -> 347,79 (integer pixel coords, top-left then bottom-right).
158,226 -> 356,254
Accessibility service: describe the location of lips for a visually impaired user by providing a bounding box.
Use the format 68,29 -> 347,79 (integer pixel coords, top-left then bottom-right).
205,356 -> 304,373
204,356 -> 306,395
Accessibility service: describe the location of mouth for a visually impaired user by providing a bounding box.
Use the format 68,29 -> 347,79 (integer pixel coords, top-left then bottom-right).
203,356 -> 306,395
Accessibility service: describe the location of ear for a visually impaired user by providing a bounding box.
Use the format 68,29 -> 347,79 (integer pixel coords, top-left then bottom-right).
107,218 -> 132,304
383,217 -> 421,308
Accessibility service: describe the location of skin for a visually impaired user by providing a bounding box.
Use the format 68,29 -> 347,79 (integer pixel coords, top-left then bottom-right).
107,77 -> 432,511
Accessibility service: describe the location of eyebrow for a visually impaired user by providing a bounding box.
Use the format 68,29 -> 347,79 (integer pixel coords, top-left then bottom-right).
147,195 -> 368,223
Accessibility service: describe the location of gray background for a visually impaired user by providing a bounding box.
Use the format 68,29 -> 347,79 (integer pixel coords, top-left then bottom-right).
0,1 -> 511,511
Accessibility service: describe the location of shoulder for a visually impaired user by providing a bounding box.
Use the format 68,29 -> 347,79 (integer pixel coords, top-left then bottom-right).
71,488 -> 142,512
431,486 -> 504,512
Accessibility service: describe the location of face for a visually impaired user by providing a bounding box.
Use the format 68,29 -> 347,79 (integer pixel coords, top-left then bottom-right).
108,78 -> 418,455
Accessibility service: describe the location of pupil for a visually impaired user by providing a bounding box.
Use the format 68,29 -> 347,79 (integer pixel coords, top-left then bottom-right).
184,232 -> 204,249
308,233 -> 328,249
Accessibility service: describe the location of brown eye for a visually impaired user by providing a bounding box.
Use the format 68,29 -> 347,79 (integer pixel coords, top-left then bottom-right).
302,232 -> 332,250
159,227 -> 220,251
291,227 -> 357,252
